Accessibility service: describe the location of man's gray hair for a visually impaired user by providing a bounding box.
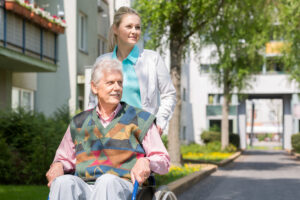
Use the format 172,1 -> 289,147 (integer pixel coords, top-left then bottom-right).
91,58 -> 122,84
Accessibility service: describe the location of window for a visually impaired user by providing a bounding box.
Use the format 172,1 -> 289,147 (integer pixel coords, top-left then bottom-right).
79,12 -> 87,51
12,87 -> 34,111
209,119 -> 233,133
200,64 -> 210,73
208,94 -> 224,105
266,57 -> 284,73
183,88 -> 186,101
97,37 -> 106,56
182,126 -> 186,140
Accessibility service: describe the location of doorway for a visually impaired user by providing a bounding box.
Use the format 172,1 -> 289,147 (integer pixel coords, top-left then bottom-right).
246,98 -> 283,150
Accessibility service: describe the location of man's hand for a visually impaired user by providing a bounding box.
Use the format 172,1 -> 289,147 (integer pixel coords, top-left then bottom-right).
46,162 -> 64,187
130,158 -> 151,185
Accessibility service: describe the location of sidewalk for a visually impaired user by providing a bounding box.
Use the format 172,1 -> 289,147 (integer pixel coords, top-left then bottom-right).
177,150 -> 300,200
167,151 -> 241,196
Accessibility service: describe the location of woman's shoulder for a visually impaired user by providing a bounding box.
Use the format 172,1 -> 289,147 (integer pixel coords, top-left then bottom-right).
139,48 -> 163,62
140,48 -> 159,57
95,52 -> 113,62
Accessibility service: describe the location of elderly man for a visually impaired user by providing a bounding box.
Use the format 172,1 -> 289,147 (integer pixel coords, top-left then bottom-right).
46,58 -> 170,200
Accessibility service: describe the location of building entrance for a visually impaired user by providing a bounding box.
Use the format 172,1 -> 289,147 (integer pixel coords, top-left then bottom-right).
238,94 -> 295,150
245,98 -> 283,150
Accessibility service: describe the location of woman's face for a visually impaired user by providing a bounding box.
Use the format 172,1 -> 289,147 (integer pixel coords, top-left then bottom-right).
114,14 -> 141,47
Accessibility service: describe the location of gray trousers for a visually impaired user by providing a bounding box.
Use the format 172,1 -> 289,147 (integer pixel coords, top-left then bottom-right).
49,174 -> 134,200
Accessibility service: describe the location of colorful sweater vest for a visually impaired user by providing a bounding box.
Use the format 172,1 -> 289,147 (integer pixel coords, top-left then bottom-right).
70,102 -> 155,183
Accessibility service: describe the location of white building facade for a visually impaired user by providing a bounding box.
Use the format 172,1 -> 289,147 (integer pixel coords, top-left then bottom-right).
181,43 -> 300,150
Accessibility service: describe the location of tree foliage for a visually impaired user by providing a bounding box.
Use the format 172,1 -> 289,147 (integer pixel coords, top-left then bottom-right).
135,0 -> 227,165
135,0 -> 225,50
135,0 -> 274,157
199,0 -> 273,148
276,0 -> 300,83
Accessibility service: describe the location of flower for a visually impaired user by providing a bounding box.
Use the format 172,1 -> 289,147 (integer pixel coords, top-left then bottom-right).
11,0 -> 67,27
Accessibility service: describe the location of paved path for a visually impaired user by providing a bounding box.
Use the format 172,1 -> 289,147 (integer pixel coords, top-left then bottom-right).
178,150 -> 300,200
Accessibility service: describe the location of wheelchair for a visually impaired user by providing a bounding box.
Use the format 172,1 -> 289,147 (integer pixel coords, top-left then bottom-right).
47,175 -> 177,200
132,176 -> 177,200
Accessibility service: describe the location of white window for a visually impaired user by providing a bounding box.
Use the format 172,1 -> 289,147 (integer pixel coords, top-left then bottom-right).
183,88 -> 186,101
12,87 -> 34,111
97,37 -> 106,56
79,12 -> 87,51
182,126 -> 186,140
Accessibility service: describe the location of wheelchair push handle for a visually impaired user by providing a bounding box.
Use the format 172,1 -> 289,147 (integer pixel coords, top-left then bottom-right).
131,181 -> 139,200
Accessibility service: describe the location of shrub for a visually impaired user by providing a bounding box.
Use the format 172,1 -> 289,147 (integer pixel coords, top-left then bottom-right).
291,133 -> 300,153
229,133 -> 240,148
0,106 -> 70,184
181,141 -> 236,154
201,129 -> 240,148
201,130 -> 220,144
181,143 -> 207,154
161,134 -> 168,149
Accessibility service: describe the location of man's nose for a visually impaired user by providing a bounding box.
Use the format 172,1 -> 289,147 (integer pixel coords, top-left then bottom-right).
113,82 -> 122,90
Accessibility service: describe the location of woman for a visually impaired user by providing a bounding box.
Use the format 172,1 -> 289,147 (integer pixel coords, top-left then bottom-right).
89,6 -> 176,134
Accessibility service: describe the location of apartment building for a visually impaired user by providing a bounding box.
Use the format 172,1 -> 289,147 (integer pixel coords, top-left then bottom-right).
0,0 -> 64,111
181,42 -> 300,150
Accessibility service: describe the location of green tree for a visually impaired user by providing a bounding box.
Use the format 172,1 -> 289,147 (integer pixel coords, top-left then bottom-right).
134,0 -> 226,165
276,0 -> 300,83
200,1 -> 272,149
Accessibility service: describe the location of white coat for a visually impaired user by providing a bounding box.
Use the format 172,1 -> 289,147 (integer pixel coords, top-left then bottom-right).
88,48 -> 177,130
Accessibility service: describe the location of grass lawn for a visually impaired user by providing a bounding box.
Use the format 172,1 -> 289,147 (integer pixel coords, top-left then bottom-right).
247,145 -> 283,150
155,163 -> 203,186
182,152 -> 234,162
0,185 -> 49,200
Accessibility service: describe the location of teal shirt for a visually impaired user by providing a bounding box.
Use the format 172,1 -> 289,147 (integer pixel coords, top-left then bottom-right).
112,45 -> 142,108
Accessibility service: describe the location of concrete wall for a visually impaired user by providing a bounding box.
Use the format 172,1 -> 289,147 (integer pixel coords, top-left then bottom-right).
12,73 -> 37,91
35,0 -> 73,115
77,0 -> 98,75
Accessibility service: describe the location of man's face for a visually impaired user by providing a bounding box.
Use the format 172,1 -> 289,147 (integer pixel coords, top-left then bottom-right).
91,69 -> 123,108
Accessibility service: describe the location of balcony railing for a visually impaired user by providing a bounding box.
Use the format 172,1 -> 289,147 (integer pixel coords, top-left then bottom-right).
0,4 -> 59,71
206,105 -> 238,116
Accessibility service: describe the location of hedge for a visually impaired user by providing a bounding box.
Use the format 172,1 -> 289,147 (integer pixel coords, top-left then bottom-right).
0,106 -> 70,184
291,133 -> 300,153
201,130 -> 240,148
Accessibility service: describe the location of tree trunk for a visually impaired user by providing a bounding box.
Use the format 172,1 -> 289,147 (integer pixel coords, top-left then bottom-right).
168,38 -> 183,166
221,81 -> 230,150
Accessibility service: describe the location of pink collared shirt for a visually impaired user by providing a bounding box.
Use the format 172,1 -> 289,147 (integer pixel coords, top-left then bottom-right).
53,104 -> 170,175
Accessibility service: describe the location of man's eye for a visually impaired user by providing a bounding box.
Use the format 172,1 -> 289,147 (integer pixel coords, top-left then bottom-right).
135,26 -> 141,30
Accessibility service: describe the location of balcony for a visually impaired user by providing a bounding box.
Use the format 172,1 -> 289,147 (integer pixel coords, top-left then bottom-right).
206,105 -> 238,116
0,1 -> 65,72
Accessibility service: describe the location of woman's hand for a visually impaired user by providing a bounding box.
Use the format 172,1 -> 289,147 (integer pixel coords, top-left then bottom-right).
157,125 -> 163,136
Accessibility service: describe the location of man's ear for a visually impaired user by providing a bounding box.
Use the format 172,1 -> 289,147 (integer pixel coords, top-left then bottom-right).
91,82 -> 98,95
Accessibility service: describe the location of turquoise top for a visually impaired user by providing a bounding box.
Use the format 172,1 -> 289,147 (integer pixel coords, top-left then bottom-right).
112,45 -> 142,108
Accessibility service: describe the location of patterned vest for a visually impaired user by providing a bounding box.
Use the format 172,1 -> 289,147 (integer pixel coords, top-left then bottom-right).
70,102 -> 155,183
